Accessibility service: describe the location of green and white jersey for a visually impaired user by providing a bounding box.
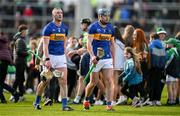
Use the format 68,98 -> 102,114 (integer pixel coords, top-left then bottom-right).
81,31 -> 88,48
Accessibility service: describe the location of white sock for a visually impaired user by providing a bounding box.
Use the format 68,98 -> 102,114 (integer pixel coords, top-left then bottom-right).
74,96 -> 81,102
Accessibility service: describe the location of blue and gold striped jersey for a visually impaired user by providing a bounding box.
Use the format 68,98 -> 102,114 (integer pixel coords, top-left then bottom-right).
42,21 -> 68,55
88,21 -> 114,59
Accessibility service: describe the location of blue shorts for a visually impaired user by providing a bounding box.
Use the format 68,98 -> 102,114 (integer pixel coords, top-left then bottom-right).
80,52 -> 90,77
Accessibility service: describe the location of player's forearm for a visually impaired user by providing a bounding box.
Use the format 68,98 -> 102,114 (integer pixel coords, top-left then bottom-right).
87,36 -> 95,58
77,48 -> 87,55
87,41 -> 94,58
43,38 -> 49,59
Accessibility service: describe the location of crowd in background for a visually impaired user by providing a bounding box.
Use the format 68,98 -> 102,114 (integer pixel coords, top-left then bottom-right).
0,20 -> 180,107
0,0 -> 180,39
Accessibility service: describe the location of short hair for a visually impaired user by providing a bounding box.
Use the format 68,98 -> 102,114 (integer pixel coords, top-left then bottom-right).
80,18 -> 91,26
18,24 -> 28,32
52,7 -> 63,15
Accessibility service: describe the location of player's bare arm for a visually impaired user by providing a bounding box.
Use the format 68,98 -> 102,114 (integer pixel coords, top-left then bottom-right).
87,35 -> 97,64
43,36 -> 51,68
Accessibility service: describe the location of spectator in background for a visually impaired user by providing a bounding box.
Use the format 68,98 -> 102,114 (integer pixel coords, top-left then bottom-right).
66,36 -> 78,99
132,28 -> 150,105
73,18 -> 91,104
121,8 -> 130,21
12,24 -> 29,102
123,25 -> 135,47
131,15 -> 140,28
112,26 -> 126,105
23,5 -> 33,17
120,47 -> 143,107
0,33 -> 19,103
156,27 -> 167,104
148,28 -> 167,106
26,39 -> 39,94
23,5 -> 33,25
164,38 -> 180,105
175,31 -> 180,104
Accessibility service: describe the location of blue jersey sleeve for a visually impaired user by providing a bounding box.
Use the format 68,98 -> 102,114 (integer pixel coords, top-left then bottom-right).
42,25 -> 51,36
65,27 -> 68,36
88,24 -> 96,35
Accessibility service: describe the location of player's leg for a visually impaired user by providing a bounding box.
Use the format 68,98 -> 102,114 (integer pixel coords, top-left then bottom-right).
83,72 -> 100,109
94,74 -> 105,105
34,78 -> 50,109
58,67 -> 73,111
102,68 -> 114,110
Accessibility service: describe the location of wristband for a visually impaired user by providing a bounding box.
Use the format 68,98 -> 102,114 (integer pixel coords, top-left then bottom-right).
45,58 -> 50,61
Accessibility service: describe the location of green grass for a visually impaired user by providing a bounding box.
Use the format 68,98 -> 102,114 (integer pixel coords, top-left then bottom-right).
0,87 -> 180,116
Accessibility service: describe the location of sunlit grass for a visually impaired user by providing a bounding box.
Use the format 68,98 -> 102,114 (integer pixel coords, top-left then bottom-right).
0,86 -> 179,116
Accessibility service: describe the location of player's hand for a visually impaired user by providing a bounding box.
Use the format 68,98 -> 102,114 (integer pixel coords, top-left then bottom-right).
45,60 -> 52,69
91,55 -> 98,65
67,51 -> 75,58
35,65 -> 39,70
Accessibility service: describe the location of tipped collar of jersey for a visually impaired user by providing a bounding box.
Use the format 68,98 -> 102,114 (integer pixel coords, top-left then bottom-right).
98,21 -> 109,28
52,21 -> 62,27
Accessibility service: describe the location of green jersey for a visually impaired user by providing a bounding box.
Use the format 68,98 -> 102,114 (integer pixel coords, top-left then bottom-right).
81,31 -> 88,48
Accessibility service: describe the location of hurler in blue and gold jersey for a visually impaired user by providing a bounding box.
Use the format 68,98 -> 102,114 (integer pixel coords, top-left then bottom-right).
42,21 -> 68,55
88,21 -> 115,59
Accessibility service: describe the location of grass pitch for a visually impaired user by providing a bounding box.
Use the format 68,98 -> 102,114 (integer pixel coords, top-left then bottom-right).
0,87 -> 180,116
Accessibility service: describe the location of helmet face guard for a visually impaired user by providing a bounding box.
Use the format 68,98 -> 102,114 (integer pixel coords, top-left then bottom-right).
97,8 -> 110,25
97,8 -> 110,16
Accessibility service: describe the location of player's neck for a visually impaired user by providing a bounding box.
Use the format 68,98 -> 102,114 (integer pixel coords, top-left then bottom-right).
53,20 -> 62,27
98,21 -> 107,28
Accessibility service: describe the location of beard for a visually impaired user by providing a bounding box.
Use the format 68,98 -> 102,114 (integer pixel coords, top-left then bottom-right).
55,15 -> 62,22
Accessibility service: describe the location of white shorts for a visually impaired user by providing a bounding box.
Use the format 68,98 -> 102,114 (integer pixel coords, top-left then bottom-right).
49,54 -> 67,68
166,75 -> 178,82
93,58 -> 113,72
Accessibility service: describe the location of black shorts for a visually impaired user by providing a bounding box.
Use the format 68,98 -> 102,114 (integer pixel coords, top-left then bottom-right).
80,52 -> 90,77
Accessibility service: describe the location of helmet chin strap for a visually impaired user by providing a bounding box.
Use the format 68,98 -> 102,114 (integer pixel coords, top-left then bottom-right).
100,20 -> 108,25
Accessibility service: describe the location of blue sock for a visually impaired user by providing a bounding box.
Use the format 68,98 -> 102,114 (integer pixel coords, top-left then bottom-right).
35,96 -> 41,105
107,101 -> 111,106
62,98 -> 67,108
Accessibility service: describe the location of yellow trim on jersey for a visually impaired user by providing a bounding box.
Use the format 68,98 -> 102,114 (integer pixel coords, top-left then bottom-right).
93,33 -> 112,41
50,34 -> 66,41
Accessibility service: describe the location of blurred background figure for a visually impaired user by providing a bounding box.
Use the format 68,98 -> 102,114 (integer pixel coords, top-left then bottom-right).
0,32 -> 19,103
0,0 -> 179,40
11,24 -> 29,102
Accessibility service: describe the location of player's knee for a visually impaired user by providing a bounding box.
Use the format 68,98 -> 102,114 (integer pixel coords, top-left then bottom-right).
90,80 -> 98,87
59,78 -> 67,85
79,76 -> 84,82
104,79 -> 112,86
